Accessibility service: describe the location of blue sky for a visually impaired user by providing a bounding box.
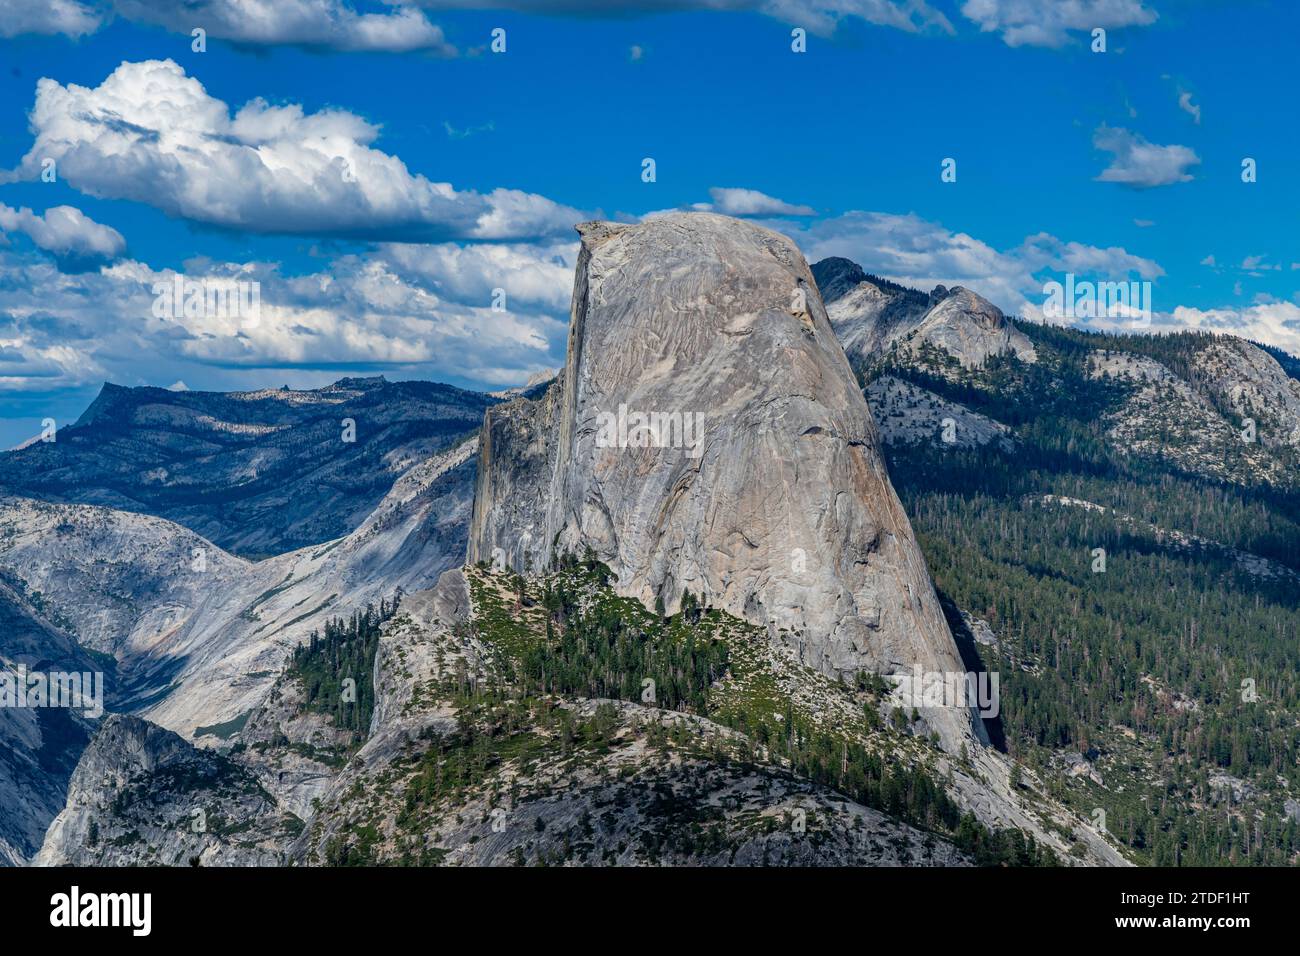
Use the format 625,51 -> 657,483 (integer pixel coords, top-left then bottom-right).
0,0 -> 1296,446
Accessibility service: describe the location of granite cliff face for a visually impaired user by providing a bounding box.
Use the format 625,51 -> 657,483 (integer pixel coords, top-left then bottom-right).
29,213 -> 1135,868
910,287 -> 1037,368
468,376 -> 563,575
470,213 -> 979,751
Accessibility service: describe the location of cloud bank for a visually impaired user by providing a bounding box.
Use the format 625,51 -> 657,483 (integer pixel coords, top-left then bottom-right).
4,60 -> 584,242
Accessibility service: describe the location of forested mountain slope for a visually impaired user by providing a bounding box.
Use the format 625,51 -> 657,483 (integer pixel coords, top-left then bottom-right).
822,256 -> 1300,864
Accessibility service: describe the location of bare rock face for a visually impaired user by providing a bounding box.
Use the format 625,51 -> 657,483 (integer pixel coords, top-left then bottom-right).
1191,338 -> 1300,447
34,714 -> 293,866
0,576 -> 101,865
812,257 -> 1036,371
469,377 -> 564,575
812,258 -> 933,361
911,287 -> 1037,369
471,212 -> 979,751
867,375 -> 1014,451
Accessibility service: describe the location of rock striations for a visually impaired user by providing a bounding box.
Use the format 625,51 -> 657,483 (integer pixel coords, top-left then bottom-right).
23,212 -> 1142,868
470,213 -> 980,751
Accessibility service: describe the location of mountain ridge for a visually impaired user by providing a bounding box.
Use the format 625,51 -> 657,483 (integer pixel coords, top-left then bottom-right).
0,376 -> 494,559
811,258 -> 1036,373
19,222 -> 1300,868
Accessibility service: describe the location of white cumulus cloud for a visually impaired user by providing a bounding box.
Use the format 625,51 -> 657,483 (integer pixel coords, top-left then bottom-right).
0,231 -> 575,395
1092,125 -> 1200,188
3,60 -> 585,242
0,203 -> 125,270
961,0 -> 1157,48
0,0 -> 454,52
775,209 -> 1163,317
0,0 -> 102,38
705,187 -> 815,217
116,0 -> 454,53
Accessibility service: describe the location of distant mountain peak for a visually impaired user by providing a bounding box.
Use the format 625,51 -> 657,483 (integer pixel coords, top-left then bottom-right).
472,212 -> 982,753
810,256 -> 868,301
810,256 -> 1034,371
811,257 -> 919,304
328,375 -> 389,390
2,375 -> 494,558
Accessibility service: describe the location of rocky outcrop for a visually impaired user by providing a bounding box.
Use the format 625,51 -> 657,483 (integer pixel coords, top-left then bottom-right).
812,257 -> 933,361
909,286 -> 1037,369
39,567 -> 977,868
0,496 -> 250,659
138,436 -> 478,739
468,378 -> 564,575
0,436 -> 477,755
235,677 -> 357,822
289,568 -> 973,867
1190,338 -> 1300,447
299,697 -> 973,867
867,375 -> 1015,450
812,257 -> 1036,371
34,714 -> 295,866
470,212 -> 980,752
0,575 -> 103,864
1089,350 -> 1286,486
4,431 -> 476,863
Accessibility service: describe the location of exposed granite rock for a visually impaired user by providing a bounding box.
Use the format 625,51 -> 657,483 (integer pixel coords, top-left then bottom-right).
1088,350 -> 1287,486
813,257 -> 1036,371
813,258 -> 933,361
1284,798 -> 1300,824
960,611 -> 999,648
313,699 -> 975,867
909,287 -> 1037,369
0,687 -> 92,866
34,714 -> 295,866
236,676 -> 356,822
0,575 -> 102,865
0,435 -> 479,864
470,212 -> 980,753
291,569 -> 972,867
27,215 -> 1141,869
468,378 -> 564,575
810,256 -> 874,302
1191,338 -> 1300,447
866,375 -> 1015,450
